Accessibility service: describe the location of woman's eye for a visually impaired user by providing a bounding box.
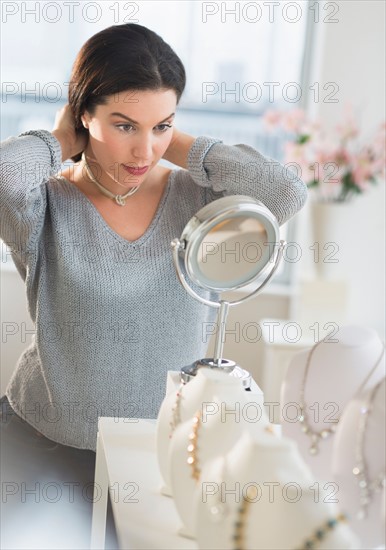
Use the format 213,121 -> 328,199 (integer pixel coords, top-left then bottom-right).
155,124 -> 172,133
116,123 -> 172,133
116,124 -> 135,133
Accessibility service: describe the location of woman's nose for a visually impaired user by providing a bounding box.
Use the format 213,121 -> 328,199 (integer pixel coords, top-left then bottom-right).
131,134 -> 153,162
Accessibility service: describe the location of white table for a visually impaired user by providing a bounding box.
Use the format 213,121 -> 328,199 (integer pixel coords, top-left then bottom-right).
90,417 -> 198,550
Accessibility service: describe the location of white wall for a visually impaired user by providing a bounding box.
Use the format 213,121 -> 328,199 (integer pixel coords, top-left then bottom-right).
296,0 -> 385,337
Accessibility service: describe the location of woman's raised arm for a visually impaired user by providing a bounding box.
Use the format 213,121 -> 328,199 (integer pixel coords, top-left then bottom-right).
164,129 -> 308,227
0,105 -> 87,262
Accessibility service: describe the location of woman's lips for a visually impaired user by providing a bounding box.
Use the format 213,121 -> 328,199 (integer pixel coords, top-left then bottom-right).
122,165 -> 149,176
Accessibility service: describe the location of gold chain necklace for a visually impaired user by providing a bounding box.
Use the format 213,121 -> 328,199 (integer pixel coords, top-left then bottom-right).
81,152 -> 140,206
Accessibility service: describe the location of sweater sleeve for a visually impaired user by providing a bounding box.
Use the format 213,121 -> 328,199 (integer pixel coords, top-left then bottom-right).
186,135 -> 308,226
0,130 -> 62,262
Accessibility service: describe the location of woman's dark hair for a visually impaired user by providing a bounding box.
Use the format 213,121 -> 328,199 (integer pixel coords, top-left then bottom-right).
68,23 -> 186,162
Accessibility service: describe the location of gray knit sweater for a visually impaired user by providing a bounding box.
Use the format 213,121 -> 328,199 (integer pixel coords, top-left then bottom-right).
0,130 -> 307,450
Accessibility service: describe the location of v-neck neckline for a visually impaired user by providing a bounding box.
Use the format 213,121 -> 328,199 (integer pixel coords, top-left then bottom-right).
53,171 -> 174,246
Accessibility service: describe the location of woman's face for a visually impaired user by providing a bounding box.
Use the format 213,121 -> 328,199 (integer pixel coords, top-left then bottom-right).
81,88 -> 177,190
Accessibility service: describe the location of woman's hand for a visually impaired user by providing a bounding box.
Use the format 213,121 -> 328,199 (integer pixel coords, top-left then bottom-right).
162,127 -> 195,169
51,104 -> 88,162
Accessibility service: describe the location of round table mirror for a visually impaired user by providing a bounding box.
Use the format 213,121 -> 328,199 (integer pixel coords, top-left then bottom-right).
171,195 -> 286,387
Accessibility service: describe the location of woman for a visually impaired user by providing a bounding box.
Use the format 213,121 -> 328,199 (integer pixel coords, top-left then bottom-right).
0,23 -> 307,548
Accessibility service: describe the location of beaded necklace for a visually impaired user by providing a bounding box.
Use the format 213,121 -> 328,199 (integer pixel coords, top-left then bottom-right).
232,495 -> 347,550
187,410 -> 202,481
353,376 -> 386,519
298,338 -> 385,455
169,383 -> 185,438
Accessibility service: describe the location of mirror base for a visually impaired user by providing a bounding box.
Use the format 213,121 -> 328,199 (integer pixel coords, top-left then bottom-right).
180,358 -> 252,390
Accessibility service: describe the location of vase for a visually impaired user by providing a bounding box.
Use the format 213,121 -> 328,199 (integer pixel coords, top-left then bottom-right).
310,201 -> 350,280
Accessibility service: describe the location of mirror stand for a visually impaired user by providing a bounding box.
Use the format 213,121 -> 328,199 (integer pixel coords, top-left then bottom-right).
172,236 -> 287,389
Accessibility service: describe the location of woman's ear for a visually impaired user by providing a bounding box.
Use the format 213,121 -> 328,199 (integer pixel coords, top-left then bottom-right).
81,112 -> 90,129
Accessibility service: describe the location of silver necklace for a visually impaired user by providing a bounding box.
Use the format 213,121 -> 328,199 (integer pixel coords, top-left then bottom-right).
353,375 -> 386,520
81,152 -> 140,206
299,337 -> 385,455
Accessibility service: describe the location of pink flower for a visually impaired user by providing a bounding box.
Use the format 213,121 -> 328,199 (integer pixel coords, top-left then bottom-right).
281,108 -> 306,133
334,148 -> 351,165
300,119 -> 322,137
283,142 -> 315,184
261,107 -> 384,200
336,118 -> 359,142
351,148 -> 374,188
263,109 -> 283,129
314,140 -> 340,166
335,102 -> 360,141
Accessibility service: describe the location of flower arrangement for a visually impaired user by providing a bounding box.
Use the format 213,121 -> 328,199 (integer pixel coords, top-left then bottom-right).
263,106 -> 385,203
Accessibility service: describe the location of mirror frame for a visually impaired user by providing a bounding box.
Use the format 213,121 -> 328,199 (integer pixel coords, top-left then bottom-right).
179,195 -> 281,292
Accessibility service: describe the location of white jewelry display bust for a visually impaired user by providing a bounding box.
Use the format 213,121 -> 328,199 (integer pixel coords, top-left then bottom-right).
280,325 -> 385,481
168,389 -> 268,539
332,377 -> 385,549
194,430 -> 360,549
156,367 -> 266,494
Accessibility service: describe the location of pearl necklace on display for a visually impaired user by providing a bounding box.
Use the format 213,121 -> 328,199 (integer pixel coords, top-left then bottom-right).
169,383 -> 185,438
81,152 -> 140,206
298,337 -> 385,455
186,413 -> 276,486
206,455 -> 229,521
353,376 -> 386,520
187,410 -> 202,482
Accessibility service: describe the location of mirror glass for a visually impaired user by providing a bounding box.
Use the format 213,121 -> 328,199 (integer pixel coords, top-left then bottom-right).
197,216 -> 267,284
189,212 -> 276,291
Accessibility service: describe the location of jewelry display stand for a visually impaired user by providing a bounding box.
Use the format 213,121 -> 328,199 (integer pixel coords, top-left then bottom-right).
194,430 -> 360,549
168,392 -> 268,538
156,368 -> 266,495
91,362 -> 382,549
280,325 -> 385,481
332,377 -> 385,549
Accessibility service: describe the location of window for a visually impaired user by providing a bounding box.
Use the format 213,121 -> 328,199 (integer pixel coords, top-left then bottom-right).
1,0 -> 310,284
